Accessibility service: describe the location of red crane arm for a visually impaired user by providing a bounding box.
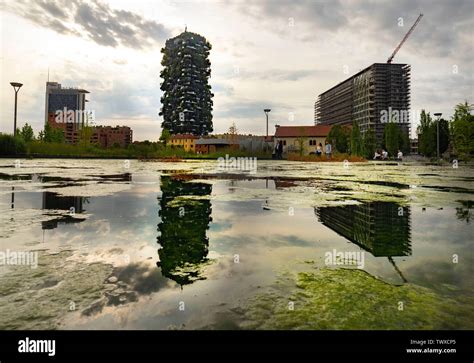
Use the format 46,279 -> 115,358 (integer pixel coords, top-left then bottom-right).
387,14 -> 423,63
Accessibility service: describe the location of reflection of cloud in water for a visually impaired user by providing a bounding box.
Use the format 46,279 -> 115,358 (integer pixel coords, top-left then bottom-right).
82,262 -> 175,318
404,258 -> 474,294
112,262 -> 172,295
90,219 -> 111,236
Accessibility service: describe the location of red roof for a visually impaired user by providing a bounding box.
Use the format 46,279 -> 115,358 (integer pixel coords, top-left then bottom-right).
275,125 -> 332,138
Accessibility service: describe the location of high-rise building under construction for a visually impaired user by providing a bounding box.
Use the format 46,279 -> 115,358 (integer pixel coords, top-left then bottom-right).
314,63 -> 411,142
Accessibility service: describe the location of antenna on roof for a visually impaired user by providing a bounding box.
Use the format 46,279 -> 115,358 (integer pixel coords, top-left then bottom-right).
47,67 -> 49,82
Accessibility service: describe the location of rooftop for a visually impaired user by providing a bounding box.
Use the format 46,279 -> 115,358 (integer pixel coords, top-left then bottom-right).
275,125 -> 332,138
318,63 -> 409,97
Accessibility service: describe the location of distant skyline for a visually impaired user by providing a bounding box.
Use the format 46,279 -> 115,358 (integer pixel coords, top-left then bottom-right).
1,0 -> 473,141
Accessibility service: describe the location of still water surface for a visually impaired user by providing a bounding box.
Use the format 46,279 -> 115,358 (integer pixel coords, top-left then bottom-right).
0,159 -> 473,329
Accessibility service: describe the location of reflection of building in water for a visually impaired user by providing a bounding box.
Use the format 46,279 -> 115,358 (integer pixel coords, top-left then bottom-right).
315,202 -> 412,257
157,176 -> 212,286
41,192 -> 87,230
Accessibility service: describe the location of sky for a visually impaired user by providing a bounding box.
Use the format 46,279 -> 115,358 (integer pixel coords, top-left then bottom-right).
0,0 -> 473,141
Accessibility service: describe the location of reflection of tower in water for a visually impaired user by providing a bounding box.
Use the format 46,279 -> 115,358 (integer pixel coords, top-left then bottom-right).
157,176 -> 212,286
315,201 -> 411,281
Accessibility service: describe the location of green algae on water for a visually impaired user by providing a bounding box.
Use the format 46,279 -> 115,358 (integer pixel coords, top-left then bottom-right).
0,251 -> 113,329
241,268 -> 474,330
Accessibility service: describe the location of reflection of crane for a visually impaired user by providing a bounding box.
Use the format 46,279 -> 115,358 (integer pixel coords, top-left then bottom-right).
388,257 -> 408,283
387,14 -> 423,63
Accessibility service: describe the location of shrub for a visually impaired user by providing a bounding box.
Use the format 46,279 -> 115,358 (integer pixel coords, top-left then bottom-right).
0,134 -> 27,156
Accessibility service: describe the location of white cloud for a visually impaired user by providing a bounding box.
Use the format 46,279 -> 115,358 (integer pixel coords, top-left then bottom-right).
0,0 -> 472,140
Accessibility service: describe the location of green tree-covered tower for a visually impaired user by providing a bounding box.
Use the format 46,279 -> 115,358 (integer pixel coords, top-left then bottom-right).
159,30 -> 213,135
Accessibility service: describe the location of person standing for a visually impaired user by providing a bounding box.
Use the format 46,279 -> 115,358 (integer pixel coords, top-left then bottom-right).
277,140 -> 283,160
316,142 -> 322,156
325,140 -> 332,160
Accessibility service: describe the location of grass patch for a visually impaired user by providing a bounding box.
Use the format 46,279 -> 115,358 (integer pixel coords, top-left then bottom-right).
241,268 -> 474,330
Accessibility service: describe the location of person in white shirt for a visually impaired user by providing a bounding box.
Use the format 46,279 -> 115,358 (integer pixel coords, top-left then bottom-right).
382,149 -> 388,160
397,150 -> 403,161
316,143 -> 322,156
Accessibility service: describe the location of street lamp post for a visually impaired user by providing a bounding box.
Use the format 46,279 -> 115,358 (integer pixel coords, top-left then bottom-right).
264,109 -> 271,138
434,112 -> 442,160
10,82 -> 23,137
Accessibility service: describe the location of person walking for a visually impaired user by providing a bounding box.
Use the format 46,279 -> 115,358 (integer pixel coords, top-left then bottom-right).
325,140 -> 332,160
397,149 -> 403,161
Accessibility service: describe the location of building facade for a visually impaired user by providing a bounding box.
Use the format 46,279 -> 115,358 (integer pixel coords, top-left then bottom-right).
92,126 -> 133,148
315,63 -> 411,143
45,81 -> 90,144
274,125 -> 332,155
45,81 -> 90,130
169,134 -> 198,152
45,82 -> 132,147
195,138 -> 237,154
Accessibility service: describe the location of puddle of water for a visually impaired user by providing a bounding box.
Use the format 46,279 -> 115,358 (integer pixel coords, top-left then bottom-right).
0,159 -> 473,329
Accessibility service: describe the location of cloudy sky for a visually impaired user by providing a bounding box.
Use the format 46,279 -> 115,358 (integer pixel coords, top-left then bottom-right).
0,0 -> 472,140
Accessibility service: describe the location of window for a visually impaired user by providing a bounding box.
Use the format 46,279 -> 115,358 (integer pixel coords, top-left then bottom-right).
283,140 -> 286,146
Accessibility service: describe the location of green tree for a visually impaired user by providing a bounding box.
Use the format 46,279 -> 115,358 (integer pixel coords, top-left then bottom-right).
159,30 -> 213,135
43,123 -> 65,143
327,125 -> 350,153
384,122 -> 399,157
159,128 -> 171,145
350,121 -> 363,156
417,110 -> 450,157
0,134 -> 26,155
19,123 -> 35,142
363,128 -> 377,159
417,110 -> 435,156
451,101 -> 474,156
397,126 -> 411,154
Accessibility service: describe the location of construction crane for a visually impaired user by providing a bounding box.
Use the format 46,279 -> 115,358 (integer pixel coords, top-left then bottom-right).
387,14 -> 423,63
